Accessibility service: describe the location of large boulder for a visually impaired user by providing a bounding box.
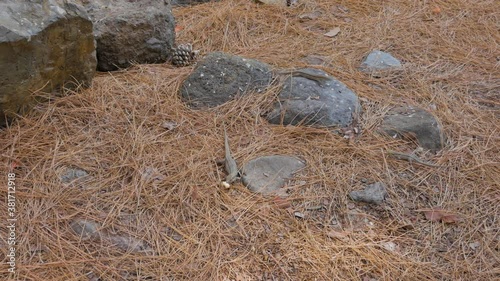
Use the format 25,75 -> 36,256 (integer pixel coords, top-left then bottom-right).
0,0 -> 96,127
180,52 -> 272,108
78,0 -> 175,71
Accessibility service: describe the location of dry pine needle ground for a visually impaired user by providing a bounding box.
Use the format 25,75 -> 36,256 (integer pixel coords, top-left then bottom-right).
1,0 -> 499,280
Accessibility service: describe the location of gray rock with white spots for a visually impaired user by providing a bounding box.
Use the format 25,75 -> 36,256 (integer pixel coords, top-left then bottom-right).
179,52 -> 272,108
267,68 -> 360,127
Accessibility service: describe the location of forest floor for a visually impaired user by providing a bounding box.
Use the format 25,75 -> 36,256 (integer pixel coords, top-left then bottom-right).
1,0 -> 499,280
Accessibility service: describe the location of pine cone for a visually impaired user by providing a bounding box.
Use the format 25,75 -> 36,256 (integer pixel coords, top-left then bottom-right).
172,43 -> 198,67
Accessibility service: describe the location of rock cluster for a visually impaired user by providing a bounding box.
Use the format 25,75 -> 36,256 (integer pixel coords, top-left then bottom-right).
2,1 -> 446,207
1,0 -> 176,126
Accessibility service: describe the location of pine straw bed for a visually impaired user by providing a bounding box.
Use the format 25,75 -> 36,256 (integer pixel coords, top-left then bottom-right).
1,0 -> 499,280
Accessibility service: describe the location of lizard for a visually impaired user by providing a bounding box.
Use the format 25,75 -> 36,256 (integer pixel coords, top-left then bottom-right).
387,150 -> 442,168
275,68 -> 333,87
223,125 -> 239,184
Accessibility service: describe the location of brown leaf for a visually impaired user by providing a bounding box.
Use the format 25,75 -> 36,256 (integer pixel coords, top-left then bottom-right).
161,121 -> 179,130
302,54 -> 331,66
299,11 -> 322,20
326,229 -> 348,239
422,207 -> 460,223
441,214 -> 460,223
10,160 -> 21,170
175,25 -> 184,33
324,27 -> 340,37
272,196 -> 291,209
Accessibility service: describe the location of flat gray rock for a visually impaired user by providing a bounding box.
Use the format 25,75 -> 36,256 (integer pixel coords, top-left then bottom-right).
241,155 -> 305,194
349,182 -> 387,205
180,52 -> 272,108
379,106 -> 445,152
70,218 -> 151,253
267,68 -> 360,127
360,50 -> 402,73
70,219 -> 101,240
60,168 -> 89,184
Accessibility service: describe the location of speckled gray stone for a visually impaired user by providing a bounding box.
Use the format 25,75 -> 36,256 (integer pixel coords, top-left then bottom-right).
267,68 -> 360,127
180,52 -> 272,108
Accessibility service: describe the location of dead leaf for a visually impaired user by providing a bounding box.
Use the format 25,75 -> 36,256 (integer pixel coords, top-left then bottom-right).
432,6 -> 441,14
272,196 -> 291,209
175,25 -> 184,33
107,235 -> 151,253
324,27 -> 340,38
10,160 -> 21,170
161,121 -> 179,130
141,167 -> 166,182
294,211 -> 305,219
326,229 -> 348,239
381,241 -> 397,252
421,207 -> 461,223
191,186 -> 200,200
336,5 -> 349,13
302,54 -> 332,67
469,241 -> 480,250
299,11 -> 322,21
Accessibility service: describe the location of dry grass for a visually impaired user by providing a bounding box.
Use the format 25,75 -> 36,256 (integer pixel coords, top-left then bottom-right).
1,0 -> 499,280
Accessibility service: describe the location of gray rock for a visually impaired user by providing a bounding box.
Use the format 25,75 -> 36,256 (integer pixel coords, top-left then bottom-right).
380,106 -> 445,152
60,168 -> 89,183
70,219 -> 101,240
70,218 -> 151,253
360,50 -> 402,73
0,0 -> 96,126
107,234 -> 152,253
267,68 -> 360,127
179,52 -> 272,108
349,182 -> 387,205
241,155 -> 305,194
78,0 -> 175,71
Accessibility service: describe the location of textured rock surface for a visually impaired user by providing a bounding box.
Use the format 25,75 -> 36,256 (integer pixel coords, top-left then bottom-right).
359,50 -> 402,73
180,52 -> 272,108
241,155 -> 305,194
349,182 -> 387,205
267,68 -> 360,127
78,0 -> 175,71
380,106 -> 445,152
0,0 -> 96,126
